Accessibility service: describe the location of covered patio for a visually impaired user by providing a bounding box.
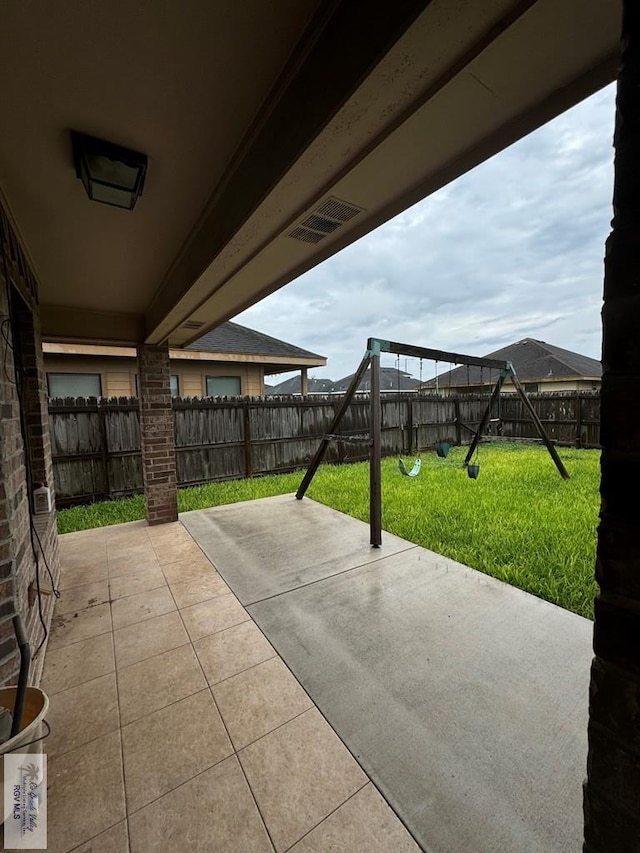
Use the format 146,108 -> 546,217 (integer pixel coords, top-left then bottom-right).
0,1 -> 636,849
44,496 -> 591,852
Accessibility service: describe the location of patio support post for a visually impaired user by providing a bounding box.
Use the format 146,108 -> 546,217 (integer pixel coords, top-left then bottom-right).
584,3 -> 640,850
137,343 -> 178,525
301,367 -> 308,397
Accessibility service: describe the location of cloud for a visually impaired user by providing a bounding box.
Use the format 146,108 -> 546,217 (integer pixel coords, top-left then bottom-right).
239,83 -> 615,382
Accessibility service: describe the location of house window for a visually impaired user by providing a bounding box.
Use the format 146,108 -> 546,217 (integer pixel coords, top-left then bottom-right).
47,372 -> 102,398
206,376 -> 242,397
524,382 -> 539,393
135,374 -> 180,397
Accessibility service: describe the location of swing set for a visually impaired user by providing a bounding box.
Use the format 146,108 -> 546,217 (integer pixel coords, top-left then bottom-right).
296,337 -> 569,547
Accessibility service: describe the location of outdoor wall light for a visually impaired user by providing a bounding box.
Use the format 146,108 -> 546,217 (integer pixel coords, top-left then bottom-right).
71,131 -> 147,210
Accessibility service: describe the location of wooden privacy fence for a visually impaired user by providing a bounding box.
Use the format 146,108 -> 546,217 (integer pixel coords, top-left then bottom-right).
49,391 -> 600,506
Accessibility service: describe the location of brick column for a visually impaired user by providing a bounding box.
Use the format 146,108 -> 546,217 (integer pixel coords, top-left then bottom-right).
137,344 -> 178,525
583,4 -> 640,850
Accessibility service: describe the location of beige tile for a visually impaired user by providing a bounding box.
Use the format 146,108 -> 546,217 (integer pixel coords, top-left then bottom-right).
161,558 -> 216,586
180,593 -> 249,642
147,522 -> 192,542
111,585 -> 175,630
55,580 -> 110,615
48,602 -> 112,650
118,644 -> 206,725
58,547 -> 108,571
104,520 -> 150,538
47,673 -> 119,758
56,821 -> 129,853
194,620 -> 276,686
58,562 -> 108,591
105,524 -> 152,541
60,527 -> 107,545
114,610 -> 189,669
107,540 -> 154,562
107,554 -> 161,579
154,539 -> 206,565
64,821 -> 129,853
47,730 -> 125,853
41,633 -> 114,695
59,530 -> 106,546
168,573 -> 230,609
109,566 -> 166,600
240,708 -> 367,852
213,657 -> 312,749
288,783 -> 421,853
128,756 -> 272,853
122,688 -> 232,813
104,520 -> 149,536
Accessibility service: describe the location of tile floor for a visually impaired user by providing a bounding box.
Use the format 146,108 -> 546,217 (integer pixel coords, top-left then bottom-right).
36,519 -> 420,853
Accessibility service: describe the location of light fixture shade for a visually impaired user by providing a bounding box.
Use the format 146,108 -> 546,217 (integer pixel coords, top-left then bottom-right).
72,131 -> 147,210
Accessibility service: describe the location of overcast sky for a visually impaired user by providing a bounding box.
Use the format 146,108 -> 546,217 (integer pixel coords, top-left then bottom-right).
237,83 -> 616,384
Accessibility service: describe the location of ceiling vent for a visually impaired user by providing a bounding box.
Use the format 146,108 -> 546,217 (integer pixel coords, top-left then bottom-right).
287,196 -> 364,244
182,320 -> 205,330
288,226 -> 325,244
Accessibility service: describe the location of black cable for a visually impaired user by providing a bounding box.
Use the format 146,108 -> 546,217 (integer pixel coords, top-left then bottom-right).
2,248 -> 54,657
30,519 -> 60,599
1,317 -> 15,385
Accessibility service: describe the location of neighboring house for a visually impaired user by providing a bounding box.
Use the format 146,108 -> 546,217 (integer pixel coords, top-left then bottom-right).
267,376 -> 336,395
43,321 -> 326,398
267,366 -> 419,395
334,366 -> 420,393
422,338 -> 602,395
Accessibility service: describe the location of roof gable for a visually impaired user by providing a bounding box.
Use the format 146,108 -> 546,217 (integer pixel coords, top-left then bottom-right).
186,320 -> 323,360
428,338 -> 601,386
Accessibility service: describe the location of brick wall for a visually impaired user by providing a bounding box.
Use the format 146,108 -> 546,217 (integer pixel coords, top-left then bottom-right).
137,343 -> 178,525
0,204 -> 60,687
584,3 -> 640,849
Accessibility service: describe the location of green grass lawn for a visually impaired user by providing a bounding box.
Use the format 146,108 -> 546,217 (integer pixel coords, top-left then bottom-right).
57,442 -> 600,619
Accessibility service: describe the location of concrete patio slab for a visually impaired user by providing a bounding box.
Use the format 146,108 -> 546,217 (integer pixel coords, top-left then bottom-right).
185,496 -> 593,853
181,493 -> 415,605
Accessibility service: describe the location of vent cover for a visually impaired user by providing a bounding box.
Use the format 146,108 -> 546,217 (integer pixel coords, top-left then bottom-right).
316,198 -> 362,222
288,226 -> 325,244
287,196 -> 364,244
182,320 -> 205,330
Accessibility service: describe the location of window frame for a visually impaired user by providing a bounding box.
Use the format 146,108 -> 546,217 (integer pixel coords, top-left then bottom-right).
205,375 -> 242,397
47,372 -> 102,398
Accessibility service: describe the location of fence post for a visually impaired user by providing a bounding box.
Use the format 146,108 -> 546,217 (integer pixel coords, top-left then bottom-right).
454,397 -> 462,446
336,399 -> 346,465
407,396 -> 413,454
575,393 -> 583,448
243,401 -> 252,478
98,399 -> 111,499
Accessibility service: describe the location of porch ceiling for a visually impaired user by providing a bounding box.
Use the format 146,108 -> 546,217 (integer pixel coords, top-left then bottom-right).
0,0 -> 621,347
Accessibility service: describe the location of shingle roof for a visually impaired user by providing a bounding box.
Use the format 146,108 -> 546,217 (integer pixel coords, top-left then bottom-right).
186,320 -> 324,360
267,367 -> 419,395
426,338 -> 601,386
334,367 -> 419,392
267,376 -> 335,395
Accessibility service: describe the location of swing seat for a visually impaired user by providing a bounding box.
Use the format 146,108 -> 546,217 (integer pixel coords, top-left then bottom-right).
467,463 -> 480,479
398,458 -> 421,477
435,441 -> 450,458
